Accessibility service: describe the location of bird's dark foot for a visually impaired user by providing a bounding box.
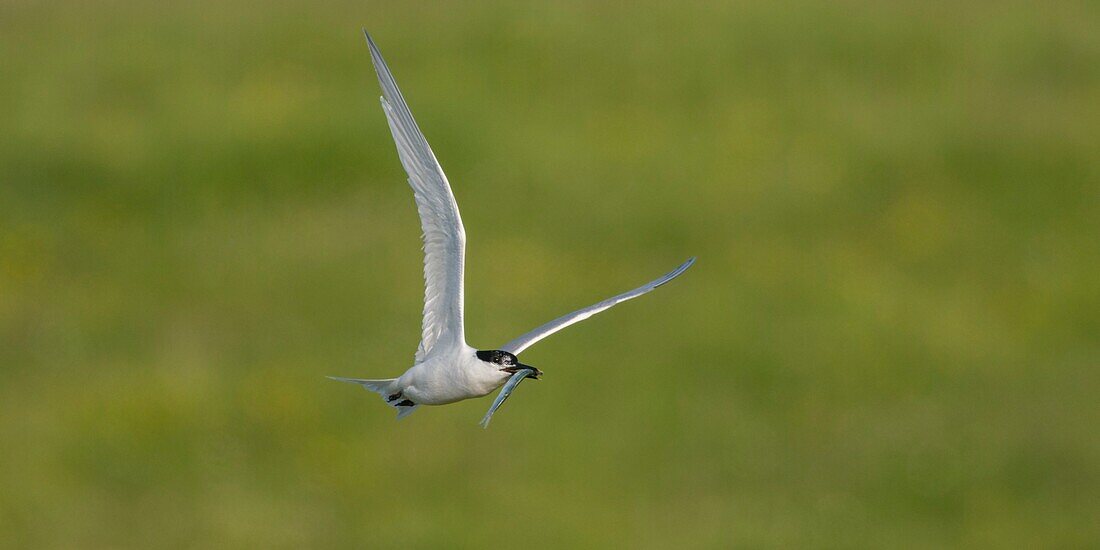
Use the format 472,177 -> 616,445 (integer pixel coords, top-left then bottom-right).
394,399 -> 415,407
386,391 -> 403,403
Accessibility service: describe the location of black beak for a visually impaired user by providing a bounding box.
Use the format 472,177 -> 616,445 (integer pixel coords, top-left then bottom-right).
506,363 -> 542,380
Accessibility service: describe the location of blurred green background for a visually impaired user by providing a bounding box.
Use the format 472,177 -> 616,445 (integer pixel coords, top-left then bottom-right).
2,0 -> 1098,547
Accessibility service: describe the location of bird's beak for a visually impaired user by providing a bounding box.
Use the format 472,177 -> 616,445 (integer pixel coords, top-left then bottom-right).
524,364 -> 543,380
506,363 -> 542,380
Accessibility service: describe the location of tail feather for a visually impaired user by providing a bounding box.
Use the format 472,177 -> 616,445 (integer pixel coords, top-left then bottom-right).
327,376 -> 395,394
328,376 -> 419,419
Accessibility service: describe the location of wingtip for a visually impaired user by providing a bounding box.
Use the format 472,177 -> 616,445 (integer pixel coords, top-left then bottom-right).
651,256 -> 696,289
361,30 -> 395,92
363,28 -> 385,56
674,256 -> 697,274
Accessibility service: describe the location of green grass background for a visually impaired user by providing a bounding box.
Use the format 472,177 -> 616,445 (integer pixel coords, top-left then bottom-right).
1,0 -> 1098,547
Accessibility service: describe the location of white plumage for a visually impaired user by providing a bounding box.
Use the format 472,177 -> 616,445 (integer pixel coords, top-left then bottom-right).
331,31 -> 695,424
367,33 -> 467,364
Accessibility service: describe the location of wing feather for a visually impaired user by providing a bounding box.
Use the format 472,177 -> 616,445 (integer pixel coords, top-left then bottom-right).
366,31 -> 466,362
501,258 -> 696,355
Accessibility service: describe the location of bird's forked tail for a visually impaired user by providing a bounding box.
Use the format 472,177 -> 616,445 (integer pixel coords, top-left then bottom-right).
327,376 -> 418,419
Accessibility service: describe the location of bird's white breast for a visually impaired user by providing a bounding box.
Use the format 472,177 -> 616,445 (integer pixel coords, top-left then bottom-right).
397,345 -> 509,405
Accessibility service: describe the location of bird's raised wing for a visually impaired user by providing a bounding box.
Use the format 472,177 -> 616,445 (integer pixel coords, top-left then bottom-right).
500,257 -> 696,355
366,31 -> 466,362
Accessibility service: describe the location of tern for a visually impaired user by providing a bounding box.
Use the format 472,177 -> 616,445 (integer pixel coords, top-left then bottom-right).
330,31 -> 695,422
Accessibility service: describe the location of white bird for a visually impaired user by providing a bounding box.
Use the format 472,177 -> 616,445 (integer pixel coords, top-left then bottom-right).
331,31 -> 695,422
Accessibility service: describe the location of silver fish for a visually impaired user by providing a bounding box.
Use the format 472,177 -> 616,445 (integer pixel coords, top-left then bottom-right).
480,368 -> 537,428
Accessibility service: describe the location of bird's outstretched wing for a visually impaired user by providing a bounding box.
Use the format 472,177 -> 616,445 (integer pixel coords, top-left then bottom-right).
500,257 -> 696,355
365,31 -> 466,362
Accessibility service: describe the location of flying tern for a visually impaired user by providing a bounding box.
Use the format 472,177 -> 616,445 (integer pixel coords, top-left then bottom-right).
331,31 -> 695,423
